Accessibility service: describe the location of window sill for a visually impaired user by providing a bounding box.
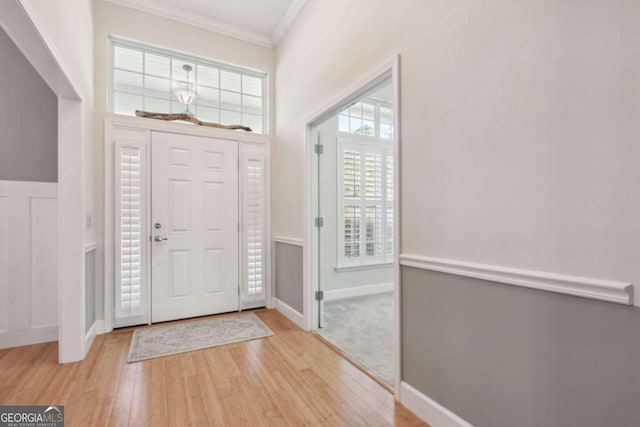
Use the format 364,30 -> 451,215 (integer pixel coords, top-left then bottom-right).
334,262 -> 393,273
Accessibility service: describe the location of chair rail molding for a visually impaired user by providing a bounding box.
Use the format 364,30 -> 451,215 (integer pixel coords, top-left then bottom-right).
399,254 -> 633,305
273,236 -> 303,247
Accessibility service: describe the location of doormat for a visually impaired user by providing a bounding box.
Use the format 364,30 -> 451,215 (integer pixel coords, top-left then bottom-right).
127,313 -> 273,362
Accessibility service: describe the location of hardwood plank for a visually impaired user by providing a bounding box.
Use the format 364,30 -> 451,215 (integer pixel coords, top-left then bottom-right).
147,357 -> 168,425
128,359 -> 150,426
0,309 -> 427,427
192,350 -> 229,426
164,354 -> 190,426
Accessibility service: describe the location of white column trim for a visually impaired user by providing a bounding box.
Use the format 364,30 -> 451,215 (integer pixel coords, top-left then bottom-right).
2,0 -> 88,363
400,254 -> 633,305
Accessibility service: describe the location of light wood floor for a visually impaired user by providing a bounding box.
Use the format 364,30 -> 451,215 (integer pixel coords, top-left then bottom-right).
0,309 -> 427,426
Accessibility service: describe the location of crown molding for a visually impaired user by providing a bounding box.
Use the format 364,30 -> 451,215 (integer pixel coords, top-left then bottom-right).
271,0 -> 308,47
103,0 -> 273,48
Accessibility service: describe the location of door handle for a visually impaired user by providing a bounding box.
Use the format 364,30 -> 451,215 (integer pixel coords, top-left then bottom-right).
154,235 -> 168,242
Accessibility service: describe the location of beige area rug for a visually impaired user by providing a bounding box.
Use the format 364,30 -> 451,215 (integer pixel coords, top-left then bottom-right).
127,313 -> 273,362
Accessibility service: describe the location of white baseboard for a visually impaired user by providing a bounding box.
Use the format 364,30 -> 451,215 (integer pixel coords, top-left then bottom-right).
400,382 -> 473,427
324,282 -> 393,301
274,298 -> 306,329
93,319 -> 105,335
0,325 -> 58,349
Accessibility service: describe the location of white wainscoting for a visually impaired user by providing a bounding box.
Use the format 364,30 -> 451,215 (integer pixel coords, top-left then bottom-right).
400,382 -> 474,427
399,254 -> 633,305
324,282 -> 393,301
0,181 -> 58,349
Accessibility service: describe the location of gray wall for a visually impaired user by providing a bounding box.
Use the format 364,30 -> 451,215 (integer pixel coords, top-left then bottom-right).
0,26 -> 57,183
274,242 -> 303,313
402,267 -> 640,427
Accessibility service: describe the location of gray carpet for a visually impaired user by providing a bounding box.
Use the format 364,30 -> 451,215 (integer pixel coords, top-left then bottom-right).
318,292 -> 394,385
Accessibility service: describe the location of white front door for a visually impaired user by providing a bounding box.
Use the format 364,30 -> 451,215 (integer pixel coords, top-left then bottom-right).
151,131 -> 239,323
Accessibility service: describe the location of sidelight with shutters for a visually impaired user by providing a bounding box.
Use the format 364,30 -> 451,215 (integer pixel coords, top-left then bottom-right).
114,129 -> 150,326
111,123 -> 269,327
240,145 -> 268,308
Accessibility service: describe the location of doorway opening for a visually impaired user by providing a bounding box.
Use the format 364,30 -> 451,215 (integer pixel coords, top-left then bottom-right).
305,60 -> 399,391
105,119 -> 270,332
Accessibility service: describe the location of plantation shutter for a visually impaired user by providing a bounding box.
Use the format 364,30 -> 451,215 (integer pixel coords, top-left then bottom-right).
339,139 -> 393,266
241,146 -> 267,308
385,151 -> 394,261
364,151 -> 384,258
114,130 -> 149,326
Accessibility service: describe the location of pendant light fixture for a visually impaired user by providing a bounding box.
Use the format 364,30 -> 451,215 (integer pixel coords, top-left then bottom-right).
174,64 -> 197,116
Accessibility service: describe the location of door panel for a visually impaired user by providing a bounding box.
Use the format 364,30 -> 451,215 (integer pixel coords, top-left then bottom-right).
151,132 -> 239,323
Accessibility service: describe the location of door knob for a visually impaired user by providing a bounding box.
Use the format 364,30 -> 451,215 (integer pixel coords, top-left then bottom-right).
154,235 -> 168,242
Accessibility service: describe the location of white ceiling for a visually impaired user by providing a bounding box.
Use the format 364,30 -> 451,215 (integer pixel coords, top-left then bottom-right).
104,0 -> 308,47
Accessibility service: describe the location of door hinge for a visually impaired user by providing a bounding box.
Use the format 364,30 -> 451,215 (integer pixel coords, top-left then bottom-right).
314,143 -> 323,154
315,290 -> 324,301
315,217 -> 324,227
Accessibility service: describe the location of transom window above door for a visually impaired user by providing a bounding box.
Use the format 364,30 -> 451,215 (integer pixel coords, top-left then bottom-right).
110,37 -> 267,134
338,100 -> 393,140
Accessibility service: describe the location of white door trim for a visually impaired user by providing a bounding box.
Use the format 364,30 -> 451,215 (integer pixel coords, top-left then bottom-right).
302,54 -> 402,397
0,1 -> 87,362
104,116 -> 271,332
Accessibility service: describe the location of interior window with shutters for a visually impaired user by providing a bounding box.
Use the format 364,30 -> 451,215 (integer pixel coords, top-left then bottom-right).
338,140 -> 393,267
338,98 -> 394,267
111,37 -> 268,134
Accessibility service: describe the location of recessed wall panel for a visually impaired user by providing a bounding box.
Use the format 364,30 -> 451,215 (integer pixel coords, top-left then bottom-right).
205,151 -> 224,169
204,250 -> 223,294
30,197 -> 58,328
170,180 -> 190,231
170,148 -> 190,167
205,182 -> 223,231
170,250 -> 190,298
